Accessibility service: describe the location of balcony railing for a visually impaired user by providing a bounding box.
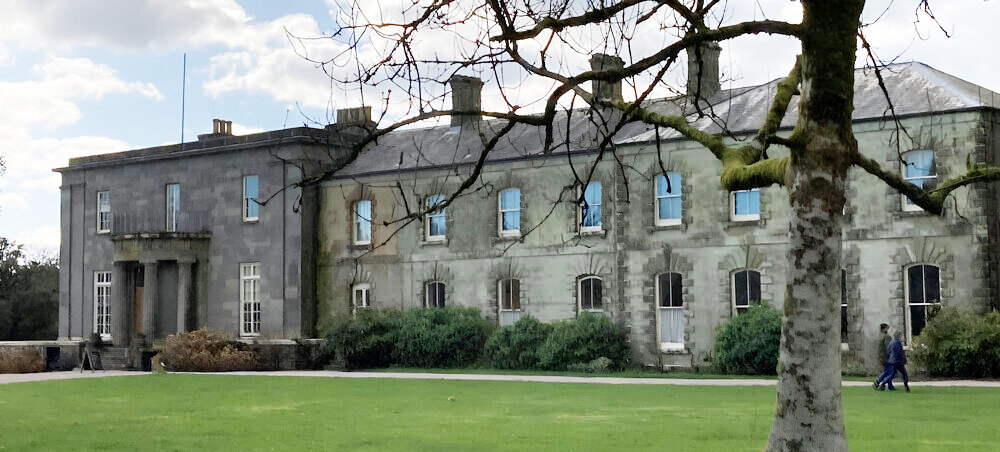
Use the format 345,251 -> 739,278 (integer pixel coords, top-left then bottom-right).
107,210 -> 212,235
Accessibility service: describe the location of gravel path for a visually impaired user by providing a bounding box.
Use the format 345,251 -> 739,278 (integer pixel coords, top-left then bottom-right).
3,370 -> 999,387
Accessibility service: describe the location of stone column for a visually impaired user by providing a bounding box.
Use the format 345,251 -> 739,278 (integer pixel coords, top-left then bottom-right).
141,260 -> 158,345
111,262 -> 129,346
176,258 -> 194,334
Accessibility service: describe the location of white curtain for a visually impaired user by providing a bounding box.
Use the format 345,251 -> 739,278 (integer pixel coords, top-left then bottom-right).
659,307 -> 683,344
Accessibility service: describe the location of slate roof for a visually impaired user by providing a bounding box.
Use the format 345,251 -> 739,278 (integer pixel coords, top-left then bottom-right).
334,62 -> 1000,178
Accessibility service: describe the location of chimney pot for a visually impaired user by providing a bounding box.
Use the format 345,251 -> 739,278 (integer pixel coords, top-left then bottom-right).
686,42 -> 721,99
449,75 -> 483,127
590,54 -> 624,104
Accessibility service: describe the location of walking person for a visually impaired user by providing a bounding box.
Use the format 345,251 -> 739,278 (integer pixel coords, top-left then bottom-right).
873,323 -> 893,390
881,330 -> 911,392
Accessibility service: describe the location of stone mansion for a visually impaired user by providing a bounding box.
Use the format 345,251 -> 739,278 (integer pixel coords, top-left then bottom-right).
56,50 -> 1000,370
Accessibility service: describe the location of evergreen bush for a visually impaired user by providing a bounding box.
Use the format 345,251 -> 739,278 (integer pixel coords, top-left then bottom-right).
912,306 -> 1000,378
536,312 -> 629,371
322,307 -> 403,370
484,315 -> 553,369
713,303 -> 781,375
392,306 -> 494,368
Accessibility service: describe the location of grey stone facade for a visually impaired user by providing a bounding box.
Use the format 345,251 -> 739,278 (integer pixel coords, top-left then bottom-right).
57,58 -> 1000,371
54,127 -> 345,364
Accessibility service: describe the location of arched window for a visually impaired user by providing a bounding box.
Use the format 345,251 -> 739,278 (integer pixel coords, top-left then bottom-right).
731,269 -> 761,316
425,281 -> 446,308
578,275 -> 603,312
656,272 -> 683,349
901,150 -> 936,211
498,278 -> 521,326
499,188 -> 521,236
655,173 -> 682,226
906,264 -> 940,341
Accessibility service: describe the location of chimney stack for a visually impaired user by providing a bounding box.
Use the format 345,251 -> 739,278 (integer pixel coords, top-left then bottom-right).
336,106 -> 373,126
449,75 -> 483,127
212,119 -> 232,135
686,42 -> 721,99
590,54 -> 624,104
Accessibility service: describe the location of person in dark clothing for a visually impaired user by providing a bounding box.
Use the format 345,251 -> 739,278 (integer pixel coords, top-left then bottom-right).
880,330 -> 910,392
873,323 -> 893,390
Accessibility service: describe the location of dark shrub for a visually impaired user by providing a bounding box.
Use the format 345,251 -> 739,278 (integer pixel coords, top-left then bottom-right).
161,328 -> 259,372
484,315 -> 553,369
713,303 -> 781,375
912,306 -> 1000,378
537,313 -> 629,371
322,307 -> 403,370
0,348 -> 45,374
392,306 -> 494,368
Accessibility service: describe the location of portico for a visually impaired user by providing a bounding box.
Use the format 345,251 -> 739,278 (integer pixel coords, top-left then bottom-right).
109,233 -> 209,348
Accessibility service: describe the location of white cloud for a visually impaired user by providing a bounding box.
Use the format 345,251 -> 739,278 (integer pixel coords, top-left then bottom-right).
230,122 -> 264,136
0,56 -> 162,131
13,225 -> 61,252
0,192 -> 28,210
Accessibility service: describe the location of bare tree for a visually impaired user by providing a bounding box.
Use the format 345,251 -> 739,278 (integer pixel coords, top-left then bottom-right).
293,1 -> 998,450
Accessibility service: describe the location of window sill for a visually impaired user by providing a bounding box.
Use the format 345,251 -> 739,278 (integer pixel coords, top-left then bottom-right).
896,209 -> 932,218
242,219 -> 259,224
724,218 -> 765,230
659,344 -> 688,354
96,231 -> 111,235
349,243 -> 372,251
576,229 -> 607,238
647,223 -> 686,232
420,238 -> 448,247
495,232 -> 522,242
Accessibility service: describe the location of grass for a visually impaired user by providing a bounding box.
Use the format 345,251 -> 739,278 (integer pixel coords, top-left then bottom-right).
371,366 -> 773,379
1,374 -> 998,451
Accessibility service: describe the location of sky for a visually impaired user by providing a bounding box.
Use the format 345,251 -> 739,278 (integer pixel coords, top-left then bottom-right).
0,0 -> 996,255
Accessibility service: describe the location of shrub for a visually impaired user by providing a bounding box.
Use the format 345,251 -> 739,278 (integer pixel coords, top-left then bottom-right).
912,306 -> 1000,378
322,308 -> 404,370
567,356 -> 613,373
393,306 -> 494,368
484,315 -> 553,369
537,313 -> 629,371
161,329 -> 259,372
0,348 -> 45,374
713,303 -> 781,375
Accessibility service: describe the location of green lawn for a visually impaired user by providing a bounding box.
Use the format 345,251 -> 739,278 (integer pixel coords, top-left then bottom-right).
1,375 -> 997,451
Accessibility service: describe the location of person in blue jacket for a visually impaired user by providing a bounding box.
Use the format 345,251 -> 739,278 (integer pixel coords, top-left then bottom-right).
879,330 -> 910,392
873,323 -> 893,390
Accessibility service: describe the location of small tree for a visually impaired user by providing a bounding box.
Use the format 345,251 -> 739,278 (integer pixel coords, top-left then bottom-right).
714,303 -> 782,375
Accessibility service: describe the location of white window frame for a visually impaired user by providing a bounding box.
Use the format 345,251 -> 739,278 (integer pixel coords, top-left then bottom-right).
425,195 -> 447,241
901,149 -> 936,212
352,283 -> 370,313
577,275 -> 603,313
730,188 -> 761,222
354,200 -> 373,245
498,278 -> 522,326
498,188 -> 521,237
97,191 -> 111,234
425,281 -> 446,308
578,182 -> 603,233
656,272 -> 684,351
731,269 -> 761,316
165,183 -> 180,232
904,264 -> 941,344
654,173 -> 682,226
243,175 -> 259,222
94,271 -> 112,341
239,262 -> 261,337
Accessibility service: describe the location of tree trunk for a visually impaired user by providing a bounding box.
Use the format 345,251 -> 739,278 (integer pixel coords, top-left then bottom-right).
766,2 -> 863,451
